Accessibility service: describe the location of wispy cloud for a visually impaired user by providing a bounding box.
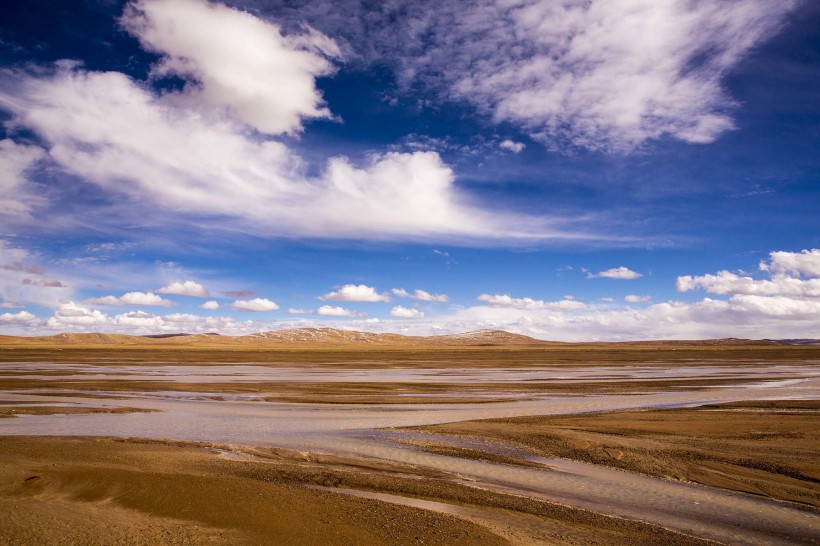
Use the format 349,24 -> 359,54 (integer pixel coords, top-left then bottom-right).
477,293 -> 587,311
499,140 -> 525,153
390,305 -> 424,319
624,294 -> 652,303
391,288 -> 448,303
343,0 -> 798,152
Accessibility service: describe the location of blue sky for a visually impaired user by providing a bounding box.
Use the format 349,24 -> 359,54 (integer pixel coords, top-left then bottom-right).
0,0 -> 818,340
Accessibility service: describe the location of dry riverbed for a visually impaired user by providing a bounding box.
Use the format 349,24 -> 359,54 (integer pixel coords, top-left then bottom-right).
0,344 -> 818,544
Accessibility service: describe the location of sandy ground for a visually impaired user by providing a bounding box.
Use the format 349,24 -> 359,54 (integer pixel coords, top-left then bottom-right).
0,344 -> 818,545
0,436 -> 724,546
414,400 -> 820,508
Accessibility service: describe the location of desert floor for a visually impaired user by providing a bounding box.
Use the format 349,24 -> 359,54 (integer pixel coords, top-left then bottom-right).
0,344 -> 818,545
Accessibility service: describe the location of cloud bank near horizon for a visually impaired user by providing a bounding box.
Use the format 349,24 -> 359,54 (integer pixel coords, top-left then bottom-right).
3,248 -> 818,342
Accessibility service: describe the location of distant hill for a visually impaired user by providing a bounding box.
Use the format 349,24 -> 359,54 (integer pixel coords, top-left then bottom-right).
0,328 -> 547,347
777,339 -> 820,346
0,328 -> 793,347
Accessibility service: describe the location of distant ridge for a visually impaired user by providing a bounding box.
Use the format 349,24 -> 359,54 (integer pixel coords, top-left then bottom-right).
777,339 -> 820,346
0,328 -> 545,346
0,328 -> 788,347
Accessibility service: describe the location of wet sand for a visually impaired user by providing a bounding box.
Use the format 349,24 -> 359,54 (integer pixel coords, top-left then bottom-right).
0,345 -> 818,544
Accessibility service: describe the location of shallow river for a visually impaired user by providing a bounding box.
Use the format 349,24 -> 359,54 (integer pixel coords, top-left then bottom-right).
1,361 -> 819,545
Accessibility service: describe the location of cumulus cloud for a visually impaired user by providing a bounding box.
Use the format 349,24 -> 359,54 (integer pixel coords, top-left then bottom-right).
121,0 -> 339,135
321,284 -> 390,302
477,294 -> 587,311
0,310 -> 36,323
157,280 -> 209,297
86,291 -> 174,307
0,3 -> 577,244
390,305 -> 424,319
114,310 -> 164,329
336,0 -> 798,151
678,251 -> 820,299
499,139 -> 525,153
317,305 -> 361,317
46,302 -> 108,328
760,249 -> 820,277
231,298 -> 280,311
588,267 -> 643,280
624,294 -> 652,303
200,300 -> 220,310
677,270 -> 820,298
391,288 -> 448,303
728,294 -> 820,318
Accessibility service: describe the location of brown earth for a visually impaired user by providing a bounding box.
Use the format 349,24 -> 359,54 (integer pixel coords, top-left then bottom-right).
0,406 -> 155,418
414,400 -> 820,508
2,344 -> 819,375
0,436 -> 718,546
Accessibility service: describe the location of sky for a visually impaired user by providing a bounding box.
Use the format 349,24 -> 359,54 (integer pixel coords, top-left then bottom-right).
0,0 -> 819,341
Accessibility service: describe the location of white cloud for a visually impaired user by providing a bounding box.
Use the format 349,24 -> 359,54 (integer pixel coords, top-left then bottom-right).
499,139 -> 525,153
761,249 -> 820,277
287,308 -> 310,315
0,6 -> 577,244
317,305 -> 360,317
157,280 -> 209,297
0,310 -> 36,323
369,0 -> 797,151
391,288 -> 448,303
624,294 -> 652,303
200,300 -> 220,310
477,293 -> 587,311
677,270 -> 820,297
114,310 -> 164,329
728,294 -> 820,318
390,305 -> 424,319
86,291 -> 173,307
121,0 -> 340,136
46,302 -> 109,328
321,284 -> 390,302
120,291 -> 174,307
0,139 -> 46,222
588,267 -> 643,280
231,298 -> 280,311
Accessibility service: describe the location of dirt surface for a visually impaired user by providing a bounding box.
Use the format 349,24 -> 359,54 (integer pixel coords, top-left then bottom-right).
0,436 -> 719,546
0,406 -> 154,418
2,343 -> 818,368
0,436 -> 506,546
415,400 -> 820,508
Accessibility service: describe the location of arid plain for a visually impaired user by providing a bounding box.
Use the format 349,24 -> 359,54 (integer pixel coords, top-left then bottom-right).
0,329 -> 818,545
